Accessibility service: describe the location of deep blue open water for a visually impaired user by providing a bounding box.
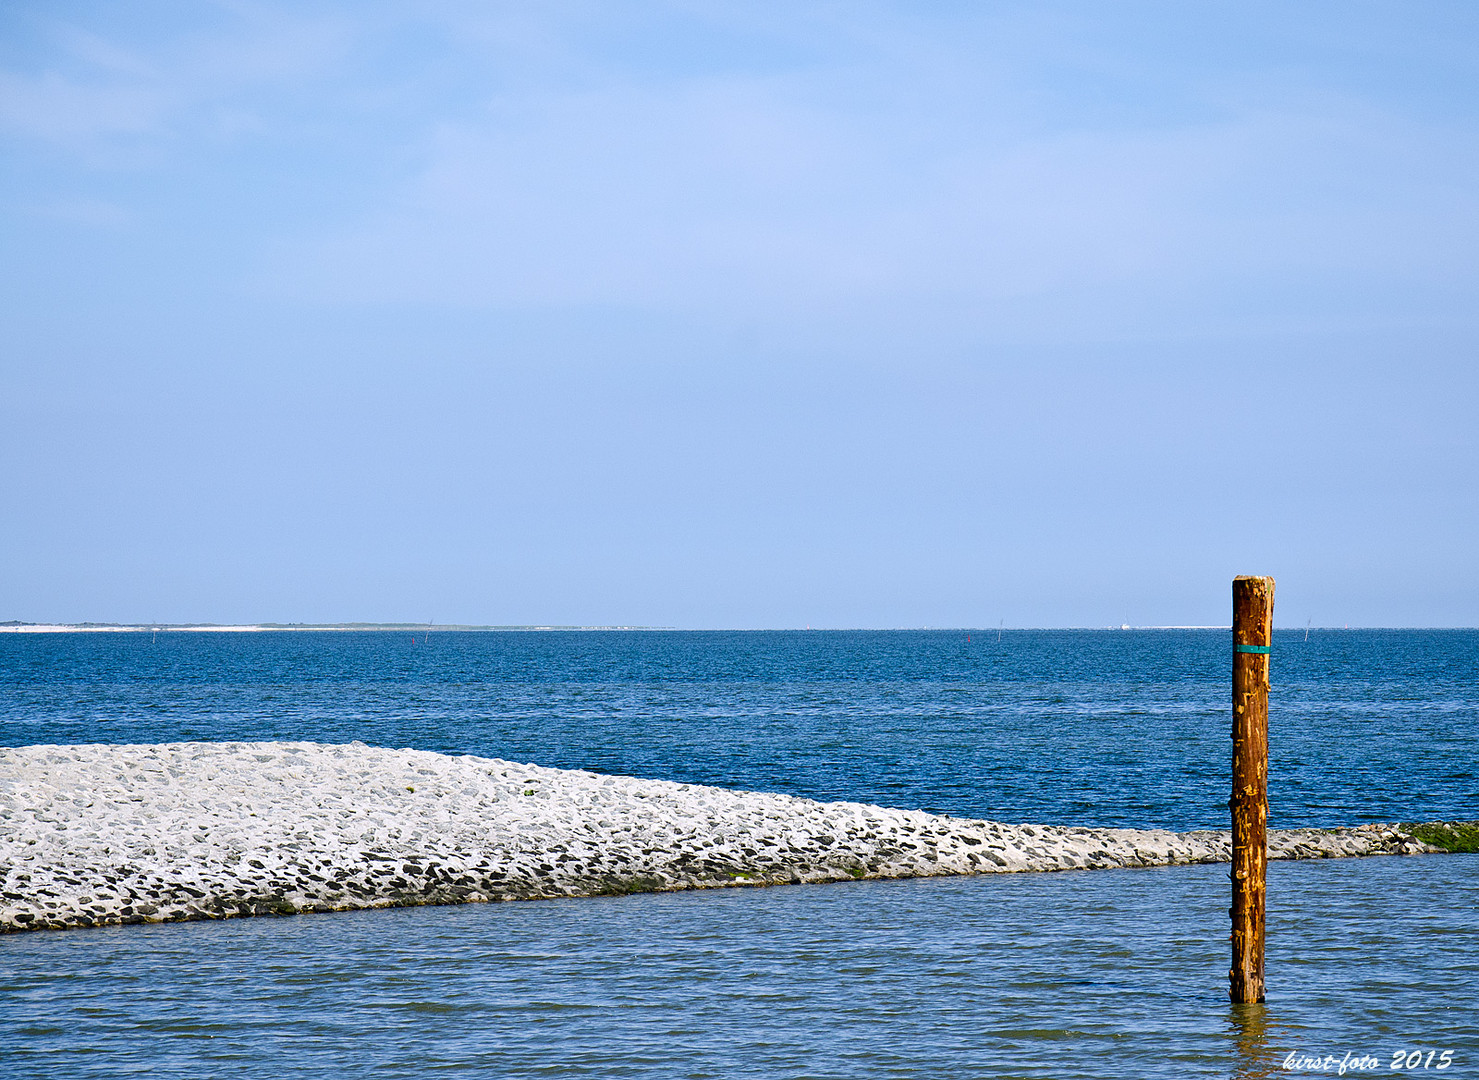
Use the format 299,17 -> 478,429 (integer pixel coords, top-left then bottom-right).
1,629 -> 1476,1076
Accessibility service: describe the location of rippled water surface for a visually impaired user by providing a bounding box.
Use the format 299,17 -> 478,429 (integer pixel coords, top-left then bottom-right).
2,629 -> 1475,828
1,629 -> 1476,1076
2,857 -> 1476,1078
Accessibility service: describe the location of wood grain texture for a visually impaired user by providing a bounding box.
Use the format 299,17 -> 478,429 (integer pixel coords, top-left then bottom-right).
1230,575 -> 1273,1003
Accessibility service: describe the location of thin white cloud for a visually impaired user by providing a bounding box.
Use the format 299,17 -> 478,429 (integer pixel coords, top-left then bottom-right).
33,197 -> 133,227
0,68 -> 164,143
0,4 -> 353,154
261,67 -> 1479,336
6,1 -> 1478,340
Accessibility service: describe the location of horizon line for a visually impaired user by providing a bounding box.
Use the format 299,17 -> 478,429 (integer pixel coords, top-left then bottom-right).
3,622 -> 1475,633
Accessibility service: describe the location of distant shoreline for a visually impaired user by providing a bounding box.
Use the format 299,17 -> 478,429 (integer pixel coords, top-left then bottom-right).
0,623 -> 664,633
6,624 -> 1473,634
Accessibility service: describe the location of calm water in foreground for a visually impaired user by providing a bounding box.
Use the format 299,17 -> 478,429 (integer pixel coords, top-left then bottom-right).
1,630 -> 1476,1076
2,858 -> 1475,1078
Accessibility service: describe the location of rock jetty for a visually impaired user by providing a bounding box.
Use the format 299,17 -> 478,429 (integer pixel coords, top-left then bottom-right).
0,741 -> 1442,933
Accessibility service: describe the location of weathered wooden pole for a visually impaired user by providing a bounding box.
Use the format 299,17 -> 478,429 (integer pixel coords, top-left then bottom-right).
1230,575 -> 1273,1003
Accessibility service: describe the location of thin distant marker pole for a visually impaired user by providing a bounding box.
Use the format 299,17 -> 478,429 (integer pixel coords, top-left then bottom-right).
1230,575 -> 1274,1004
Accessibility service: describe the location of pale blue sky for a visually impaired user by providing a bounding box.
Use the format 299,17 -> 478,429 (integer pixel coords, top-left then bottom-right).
2,2 -> 1477,627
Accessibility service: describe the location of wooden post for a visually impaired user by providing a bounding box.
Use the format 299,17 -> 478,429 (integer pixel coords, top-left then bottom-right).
1230,575 -> 1273,1003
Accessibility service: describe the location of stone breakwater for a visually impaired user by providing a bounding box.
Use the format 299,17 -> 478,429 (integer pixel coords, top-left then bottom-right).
0,742 -> 1441,934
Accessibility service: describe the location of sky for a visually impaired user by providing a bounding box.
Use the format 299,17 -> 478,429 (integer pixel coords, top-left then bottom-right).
2,1 -> 1477,628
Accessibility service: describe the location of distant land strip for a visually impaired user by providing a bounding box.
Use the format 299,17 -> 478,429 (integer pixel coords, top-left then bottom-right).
1,623 -> 1244,633
0,622 -> 667,632
11,623 -> 1457,634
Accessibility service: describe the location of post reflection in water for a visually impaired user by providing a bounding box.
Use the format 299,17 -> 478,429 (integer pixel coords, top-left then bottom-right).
1230,1003 -> 1285,1080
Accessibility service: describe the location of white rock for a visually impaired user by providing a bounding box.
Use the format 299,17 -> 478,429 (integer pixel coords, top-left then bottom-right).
0,741 -> 1439,933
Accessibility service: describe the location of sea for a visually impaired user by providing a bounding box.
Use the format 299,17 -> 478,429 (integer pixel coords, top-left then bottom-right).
0,629 -> 1475,1078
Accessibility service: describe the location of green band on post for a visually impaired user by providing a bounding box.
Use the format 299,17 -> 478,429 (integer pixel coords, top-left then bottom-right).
1234,644 -> 1271,654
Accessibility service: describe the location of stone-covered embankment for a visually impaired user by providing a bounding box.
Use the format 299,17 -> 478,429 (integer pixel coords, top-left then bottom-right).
0,741 -> 1448,933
